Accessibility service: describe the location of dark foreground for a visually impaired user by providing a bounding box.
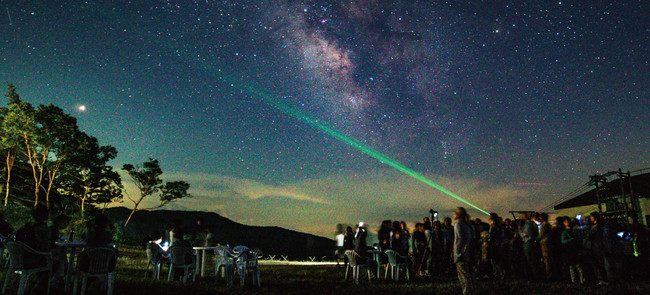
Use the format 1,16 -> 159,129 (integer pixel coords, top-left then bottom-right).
3,247 -> 649,295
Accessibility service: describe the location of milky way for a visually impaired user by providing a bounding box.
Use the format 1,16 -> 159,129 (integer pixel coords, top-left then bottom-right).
0,0 -> 647,236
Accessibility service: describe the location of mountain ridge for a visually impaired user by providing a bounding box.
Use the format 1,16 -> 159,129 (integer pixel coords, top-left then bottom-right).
105,207 -> 334,260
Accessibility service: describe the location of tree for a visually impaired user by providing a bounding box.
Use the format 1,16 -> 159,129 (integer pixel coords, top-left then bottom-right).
32,104 -> 86,208
122,158 -> 190,226
1,83 -> 118,210
58,132 -> 122,216
0,83 -> 36,206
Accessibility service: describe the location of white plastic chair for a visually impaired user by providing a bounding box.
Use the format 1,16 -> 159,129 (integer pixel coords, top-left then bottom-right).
213,246 -> 235,285
0,234 -> 16,269
235,249 -> 262,287
232,245 -> 249,254
166,246 -> 195,283
384,249 -> 410,281
344,250 -> 370,284
144,242 -> 167,279
2,240 -> 52,295
72,247 -> 118,295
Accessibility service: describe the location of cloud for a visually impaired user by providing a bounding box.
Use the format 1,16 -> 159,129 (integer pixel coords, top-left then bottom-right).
114,169 -> 538,238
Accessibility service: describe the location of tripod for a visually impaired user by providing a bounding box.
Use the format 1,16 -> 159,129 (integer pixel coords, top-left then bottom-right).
417,211 -> 438,275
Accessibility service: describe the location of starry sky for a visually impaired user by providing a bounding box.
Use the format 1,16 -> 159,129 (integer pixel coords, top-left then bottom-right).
1,1 -> 648,237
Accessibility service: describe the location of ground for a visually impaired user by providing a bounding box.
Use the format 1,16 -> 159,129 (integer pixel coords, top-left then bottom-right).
2,246 -> 649,295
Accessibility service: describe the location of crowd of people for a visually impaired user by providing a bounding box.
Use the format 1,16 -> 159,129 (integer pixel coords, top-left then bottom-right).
336,207 -> 648,294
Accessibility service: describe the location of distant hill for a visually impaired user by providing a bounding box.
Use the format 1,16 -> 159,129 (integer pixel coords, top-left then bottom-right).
105,207 -> 334,260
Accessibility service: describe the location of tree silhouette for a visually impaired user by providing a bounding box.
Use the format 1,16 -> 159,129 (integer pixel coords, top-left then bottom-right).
122,158 -> 190,226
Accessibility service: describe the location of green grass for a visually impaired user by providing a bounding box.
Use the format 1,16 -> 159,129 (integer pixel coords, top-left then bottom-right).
3,246 -> 649,294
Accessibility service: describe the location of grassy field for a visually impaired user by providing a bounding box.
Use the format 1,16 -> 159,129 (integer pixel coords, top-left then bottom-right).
3,246 -> 649,295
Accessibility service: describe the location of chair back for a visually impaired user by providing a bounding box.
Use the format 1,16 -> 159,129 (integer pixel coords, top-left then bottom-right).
4,240 -> 27,271
236,249 -> 261,268
168,246 -> 193,266
344,250 -> 360,267
4,240 -> 50,270
384,249 -> 399,266
233,245 -> 249,254
146,242 -> 161,263
247,249 -> 262,267
79,247 -> 118,274
214,246 -> 234,264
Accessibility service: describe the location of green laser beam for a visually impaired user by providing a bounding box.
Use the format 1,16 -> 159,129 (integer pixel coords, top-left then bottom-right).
236,83 -> 490,216
84,4 -> 488,215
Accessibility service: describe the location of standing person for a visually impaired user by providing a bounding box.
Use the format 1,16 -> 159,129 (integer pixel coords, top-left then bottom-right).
519,212 -> 540,279
423,217 -> 433,274
343,226 -> 355,250
538,213 -> 553,280
587,212 -> 608,285
430,221 -> 444,275
391,221 -> 409,256
169,219 -> 183,243
400,221 -> 411,252
501,219 -> 516,278
335,227 -> 345,264
378,220 -> 392,251
551,216 -> 566,279
454,207 -> 475,295
354,224 -> 368,261
487,213 -> 505,279
336,229 -> 345,250
561,217 -> 585,284
442,217 -> 454,274
192,218 -> 204,245
603,219 -> 622,284
199,224 -> 215,247
477,223 -> 490,279
412,223 -> 427,275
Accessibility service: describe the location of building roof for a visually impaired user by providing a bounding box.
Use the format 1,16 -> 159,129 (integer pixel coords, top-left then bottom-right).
554,172 -> 650,210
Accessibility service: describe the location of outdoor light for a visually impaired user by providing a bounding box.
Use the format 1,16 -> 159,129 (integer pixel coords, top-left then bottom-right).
617,232 -> 624,239
576,214 -> 582,226
161,241 -> 169,251
429,209 -> 439,220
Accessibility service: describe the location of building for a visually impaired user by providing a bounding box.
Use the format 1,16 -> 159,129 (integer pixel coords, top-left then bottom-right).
554,171 -> 650,227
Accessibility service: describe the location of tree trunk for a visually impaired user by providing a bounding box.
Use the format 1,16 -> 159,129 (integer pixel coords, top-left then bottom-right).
24,133 -> 39,207
45,159 -> 64,209
45,169 -> 58,209
3,173 -> 8,206
124,207 -> 138,226
3,152 -> 12,206
4,152 -> 13,206
80,186 -> 89,217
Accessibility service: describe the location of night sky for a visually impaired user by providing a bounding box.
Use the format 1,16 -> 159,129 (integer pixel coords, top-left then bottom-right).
1,1 -> 648,237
